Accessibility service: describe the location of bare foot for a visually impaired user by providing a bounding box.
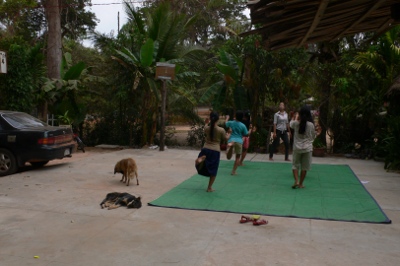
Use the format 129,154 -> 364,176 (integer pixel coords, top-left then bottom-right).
206,188 -> 215,192
231,171 -> 237,175
298,185 -> 305,188
195,155 -> 206,166
291,183 -> 299,189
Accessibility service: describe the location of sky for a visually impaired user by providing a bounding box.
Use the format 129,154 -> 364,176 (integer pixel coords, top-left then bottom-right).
85,0 -> 250,45
88,0 -> 131,36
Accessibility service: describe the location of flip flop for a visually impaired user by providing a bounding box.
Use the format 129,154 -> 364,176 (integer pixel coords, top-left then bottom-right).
239,215 -> 253,223
253,219 -> 268,226
240,215 -> 260,223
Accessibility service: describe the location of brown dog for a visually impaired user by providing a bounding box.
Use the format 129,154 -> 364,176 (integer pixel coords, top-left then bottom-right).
114,158 -> 139,186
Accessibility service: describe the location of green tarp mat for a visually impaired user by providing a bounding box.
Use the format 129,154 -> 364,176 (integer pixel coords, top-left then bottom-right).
149,161 -> 391,224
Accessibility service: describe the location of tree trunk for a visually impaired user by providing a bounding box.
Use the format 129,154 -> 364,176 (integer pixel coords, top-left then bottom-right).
44,0 -> 62,117
318,70 -> 332,147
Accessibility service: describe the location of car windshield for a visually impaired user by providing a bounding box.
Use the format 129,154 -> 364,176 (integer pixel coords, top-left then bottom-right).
2,113 -> 48,128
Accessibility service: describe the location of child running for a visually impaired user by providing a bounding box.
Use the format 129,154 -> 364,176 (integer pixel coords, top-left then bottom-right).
225,111 -> 249,175
195,112 -> 230,192
290,106 -> 316,189
240,111 -> 256,166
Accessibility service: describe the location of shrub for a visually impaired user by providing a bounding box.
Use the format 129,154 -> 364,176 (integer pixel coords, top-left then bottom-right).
187,123 -> 205,147
381,117 -> 400,170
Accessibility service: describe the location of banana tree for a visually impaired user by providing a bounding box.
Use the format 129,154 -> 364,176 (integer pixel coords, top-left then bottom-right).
42,52 -> 94,126
111,2 -> 203,147
200,49 -> 248,113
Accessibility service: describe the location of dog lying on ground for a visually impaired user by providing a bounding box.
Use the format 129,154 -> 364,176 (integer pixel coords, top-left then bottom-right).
114,158 -> 139,186
100,192 -> 142,210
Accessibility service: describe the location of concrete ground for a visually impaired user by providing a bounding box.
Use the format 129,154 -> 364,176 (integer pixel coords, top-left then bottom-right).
0,148 -> 399,266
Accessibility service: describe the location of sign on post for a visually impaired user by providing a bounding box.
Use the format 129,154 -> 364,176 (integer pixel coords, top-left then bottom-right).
0,51 -> 7,74
155,62 -> 175,151
155,62 -> 175,80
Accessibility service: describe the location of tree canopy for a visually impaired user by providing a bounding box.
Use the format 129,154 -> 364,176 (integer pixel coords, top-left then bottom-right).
1,0 -> 400,169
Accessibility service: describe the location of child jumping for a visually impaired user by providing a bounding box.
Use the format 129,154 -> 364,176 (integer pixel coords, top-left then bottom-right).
225,111 -> 248,175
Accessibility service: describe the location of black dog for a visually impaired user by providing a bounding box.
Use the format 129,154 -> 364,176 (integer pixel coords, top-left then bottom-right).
100,192 -> 142,210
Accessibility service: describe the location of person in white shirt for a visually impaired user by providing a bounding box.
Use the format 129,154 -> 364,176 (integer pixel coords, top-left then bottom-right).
290,106 -> 316,189
269,102 -> 291,161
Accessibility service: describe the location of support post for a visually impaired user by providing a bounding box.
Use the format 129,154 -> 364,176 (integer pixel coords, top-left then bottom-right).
159,80 -> 167,151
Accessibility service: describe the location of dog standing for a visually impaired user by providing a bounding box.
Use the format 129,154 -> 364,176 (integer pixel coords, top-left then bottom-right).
114,158 -> 139,186
100,192 -> 142,210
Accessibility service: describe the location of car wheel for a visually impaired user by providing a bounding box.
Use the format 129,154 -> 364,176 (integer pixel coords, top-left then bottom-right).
30,161 -> 49,168
0,148 -> 17,176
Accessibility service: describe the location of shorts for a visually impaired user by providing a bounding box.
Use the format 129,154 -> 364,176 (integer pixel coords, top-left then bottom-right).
292,151 -> 312,171
242,136 -> 250,149
196,148 -> 220,177
231,142 -> 243,155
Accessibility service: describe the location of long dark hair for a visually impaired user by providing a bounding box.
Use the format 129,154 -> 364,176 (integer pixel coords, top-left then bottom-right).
209,111 -> 219,141
299,106 -> 313,134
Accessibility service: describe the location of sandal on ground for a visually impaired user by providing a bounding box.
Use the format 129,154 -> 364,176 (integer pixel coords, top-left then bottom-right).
240,215 -> 261,223
240,215 -> 253,223
253,219 -> 268,226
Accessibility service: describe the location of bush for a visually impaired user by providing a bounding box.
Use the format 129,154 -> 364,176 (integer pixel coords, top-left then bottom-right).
249,127 -> 269,152
381,117 -> 400,170
187,123 -> 205,147
82,113 -> 142,147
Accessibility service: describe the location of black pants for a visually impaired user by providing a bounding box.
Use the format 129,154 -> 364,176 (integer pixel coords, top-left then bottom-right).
269,130 -> 290,160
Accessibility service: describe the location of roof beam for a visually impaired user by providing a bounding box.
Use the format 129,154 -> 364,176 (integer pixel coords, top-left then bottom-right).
298,0 -> 330,47
376,18 -> 394,36
331,0 -> 386,41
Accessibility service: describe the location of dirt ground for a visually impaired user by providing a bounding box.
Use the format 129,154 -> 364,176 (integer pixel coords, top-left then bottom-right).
1,147 -> 399,266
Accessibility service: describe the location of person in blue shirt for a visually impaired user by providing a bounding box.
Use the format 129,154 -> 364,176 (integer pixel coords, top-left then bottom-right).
225,111 -> 249,175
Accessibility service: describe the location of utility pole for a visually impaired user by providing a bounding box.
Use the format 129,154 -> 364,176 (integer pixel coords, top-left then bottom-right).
118,11 -> 120,33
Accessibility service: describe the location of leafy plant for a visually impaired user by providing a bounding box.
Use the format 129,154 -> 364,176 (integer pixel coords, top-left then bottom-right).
0,43 -> 46,113
187,123 -> 205,147
313,137 -> 326,148
57,110 -> 73,125
381,117 -> 400,170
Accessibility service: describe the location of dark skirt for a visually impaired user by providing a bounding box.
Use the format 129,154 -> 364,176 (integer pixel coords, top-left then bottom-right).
195,148 -> 220,177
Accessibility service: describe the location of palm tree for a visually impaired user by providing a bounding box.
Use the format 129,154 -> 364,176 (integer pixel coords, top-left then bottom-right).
200,49 -> 248,112
111,1 -> 203,147
350,26 -> 400,114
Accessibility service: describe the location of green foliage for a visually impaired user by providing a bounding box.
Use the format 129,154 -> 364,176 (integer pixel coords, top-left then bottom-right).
57,110 -> 73,125
381,117 -> 400,170
200,49 -> 248,112
249,128 -> 269,152
43,52 -> 94,126
140,39 -> 154,67
0,0 -> 44,39
186,123 -> 205,147
98,2 -> 204,145
0,43 -> 46,113
60,0 -> 98,39
313,137 -> 326,148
